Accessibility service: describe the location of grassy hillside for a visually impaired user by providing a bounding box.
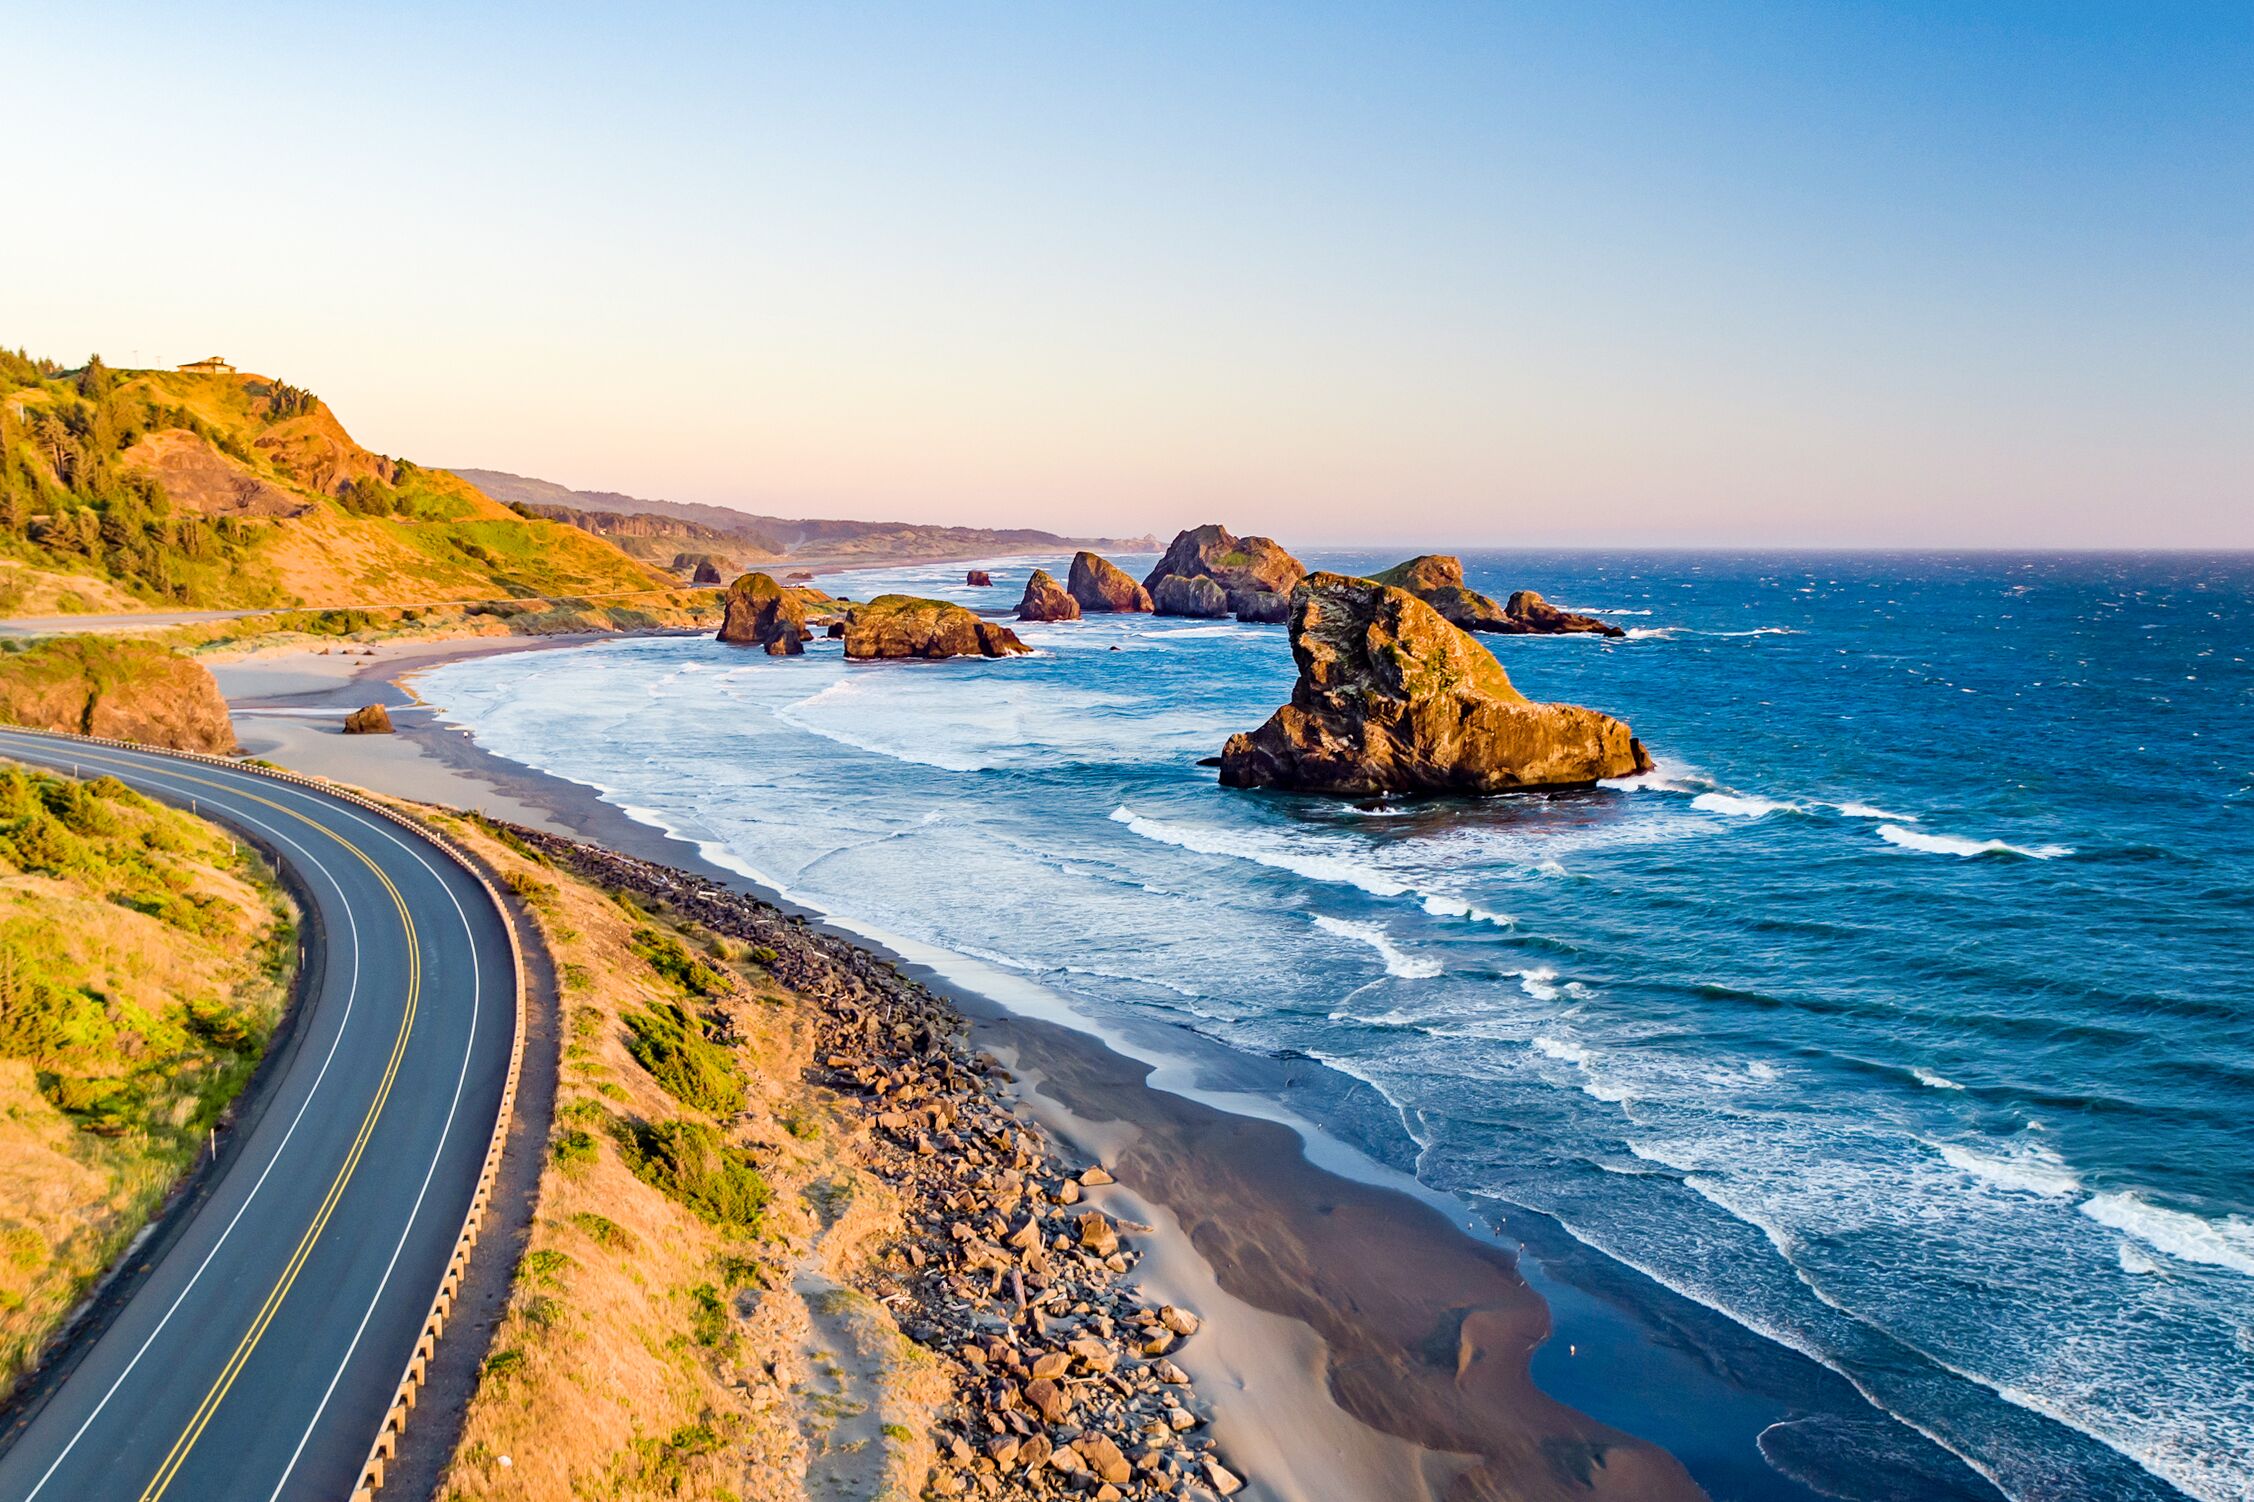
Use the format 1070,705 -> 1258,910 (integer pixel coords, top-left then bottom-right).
0,765 -> 295,1392
0,350 -> 676,614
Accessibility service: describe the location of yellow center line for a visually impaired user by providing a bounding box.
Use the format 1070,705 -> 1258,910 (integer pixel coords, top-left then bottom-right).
15,750 -> 425,1502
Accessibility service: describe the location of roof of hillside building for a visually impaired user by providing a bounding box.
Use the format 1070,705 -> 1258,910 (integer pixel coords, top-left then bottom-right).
177,356 -> 233,373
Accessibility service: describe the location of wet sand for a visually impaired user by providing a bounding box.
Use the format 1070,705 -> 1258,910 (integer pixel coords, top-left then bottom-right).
214,634 -> 1996,1502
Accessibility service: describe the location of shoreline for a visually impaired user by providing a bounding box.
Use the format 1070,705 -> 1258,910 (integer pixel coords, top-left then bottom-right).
216,633 -> 1998,1502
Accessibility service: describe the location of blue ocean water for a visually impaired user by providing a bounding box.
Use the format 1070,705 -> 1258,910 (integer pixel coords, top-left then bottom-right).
421,551 -> 2254,1502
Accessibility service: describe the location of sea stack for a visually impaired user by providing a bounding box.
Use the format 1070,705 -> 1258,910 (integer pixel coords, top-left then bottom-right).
1502,590 -> 1624,638
966,569 -> 994,587
843,595 -> 1031,660
1218,573 -> 1650,795
1370,555 -> 1509,631
717,571 -> 809,655
1017,569 -> 1081,622
1067,551 -> 1154,613
1144,525 -> 1305,622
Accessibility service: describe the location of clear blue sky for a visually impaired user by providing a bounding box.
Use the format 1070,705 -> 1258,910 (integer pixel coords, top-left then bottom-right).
10,2 -> 2249,545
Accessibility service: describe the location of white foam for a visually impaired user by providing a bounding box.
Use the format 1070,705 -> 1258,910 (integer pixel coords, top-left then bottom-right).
1934,1139 -> 2083,1198
1912,1067 -> 1966,1091
1312,916 -> 1442,979
1746,1060 -> 1780,1083
1693,791 -> 1802,818
1516,966 -> 1561,1002
1624,627 -> 1679,640
1109,806 -> 1411,897
2117,1241 -> 2165,1277
1837,803 -> 1918,821
1877,824 -> 2073,860
2082,1193 -> 2254,1278
1532,1034 -> 1592,1065
1419,894 -> 1511,926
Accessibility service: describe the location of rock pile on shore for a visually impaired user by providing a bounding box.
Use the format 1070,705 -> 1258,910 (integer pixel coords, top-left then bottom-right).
497,826 -> 1244,1501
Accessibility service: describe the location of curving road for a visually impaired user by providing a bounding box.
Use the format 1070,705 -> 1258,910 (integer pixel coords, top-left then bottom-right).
0,731 -> 518,1502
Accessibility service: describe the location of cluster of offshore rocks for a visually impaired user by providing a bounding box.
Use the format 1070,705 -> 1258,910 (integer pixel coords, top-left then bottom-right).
501,827 -> 1246,1502
716,523 -> 1654,797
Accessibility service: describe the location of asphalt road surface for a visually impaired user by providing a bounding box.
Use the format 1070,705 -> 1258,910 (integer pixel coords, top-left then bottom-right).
0,731 -> 518,1502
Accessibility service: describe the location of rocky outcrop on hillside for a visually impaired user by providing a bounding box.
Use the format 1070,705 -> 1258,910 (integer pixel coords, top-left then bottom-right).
121,430 -> 311,518
843,596 -> 1030,660
0,639 -> 235,754
1016,570 -> 1080,622
1503,590 -> 1624,638
1218,573 -> 1650,795
342,703 -> 394,734
1143,526 -> 1304,622
716,572 -> 808,655
1067,552 -> 1153,613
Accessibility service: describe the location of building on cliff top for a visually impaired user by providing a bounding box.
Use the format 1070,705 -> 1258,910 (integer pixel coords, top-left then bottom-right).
176,356 -> 234,374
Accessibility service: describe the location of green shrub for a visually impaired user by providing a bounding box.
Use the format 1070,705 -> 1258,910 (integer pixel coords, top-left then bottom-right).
569,1211 -> 633,1251
622,1001 -> 743,1114
616,1118 -> 770,1233
629,928 -> 729,998
551,1127 -> 598,1172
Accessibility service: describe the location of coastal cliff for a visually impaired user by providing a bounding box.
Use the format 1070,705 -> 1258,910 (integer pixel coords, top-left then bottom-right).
1219,573 -> 1650,794
0,638 -> 235,753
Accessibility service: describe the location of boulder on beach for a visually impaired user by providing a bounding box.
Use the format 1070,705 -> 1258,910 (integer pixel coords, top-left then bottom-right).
1143,525 -> 1305,622
1151,573 -> 1228,619
1017,569 -> 1081,622
966,570 -> 994,587
843,595 -> 1030,660
1067,551 -> 1153,613
1218,572 -> 1650,795
717,572 -> 809,655
1503,589 -> 1624,638
342,703 -> 395,735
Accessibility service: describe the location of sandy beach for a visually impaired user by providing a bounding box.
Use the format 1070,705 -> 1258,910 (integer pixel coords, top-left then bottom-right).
213,631 -> 1969,1502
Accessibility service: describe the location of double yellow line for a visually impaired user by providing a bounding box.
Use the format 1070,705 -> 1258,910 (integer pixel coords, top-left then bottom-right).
34,752 -> 424,1502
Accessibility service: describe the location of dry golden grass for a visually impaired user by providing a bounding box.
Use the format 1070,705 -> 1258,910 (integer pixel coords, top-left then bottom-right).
427,814 -> 944,1502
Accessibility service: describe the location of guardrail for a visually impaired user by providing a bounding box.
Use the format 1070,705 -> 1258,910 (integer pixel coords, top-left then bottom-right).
0,726 -> 528,1502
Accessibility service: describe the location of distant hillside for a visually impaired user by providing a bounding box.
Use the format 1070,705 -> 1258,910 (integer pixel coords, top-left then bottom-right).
0,351 -> 673,614
450,467 -> 1159,568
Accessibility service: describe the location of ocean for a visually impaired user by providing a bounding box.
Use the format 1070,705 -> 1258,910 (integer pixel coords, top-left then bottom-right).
419,550 -> 2253,1502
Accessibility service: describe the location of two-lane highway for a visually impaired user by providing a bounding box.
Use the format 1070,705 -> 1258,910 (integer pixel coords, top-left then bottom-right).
0,731 -> 519,1502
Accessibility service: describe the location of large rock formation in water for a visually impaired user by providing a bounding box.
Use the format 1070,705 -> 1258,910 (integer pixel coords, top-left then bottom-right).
1067,551 -> 1153,613
1502,590 -> 1624,638
1369,557 -> 1624,638
1144,525 -> 1304,622
1371,555 -> 1509,631
1151,574 -> 1228,619
716,572 -> 809,655
0,639 -> 236,753
1017,569 -> 1081,622
843,595 -> 1030,660
1218,573 -> 1650,795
